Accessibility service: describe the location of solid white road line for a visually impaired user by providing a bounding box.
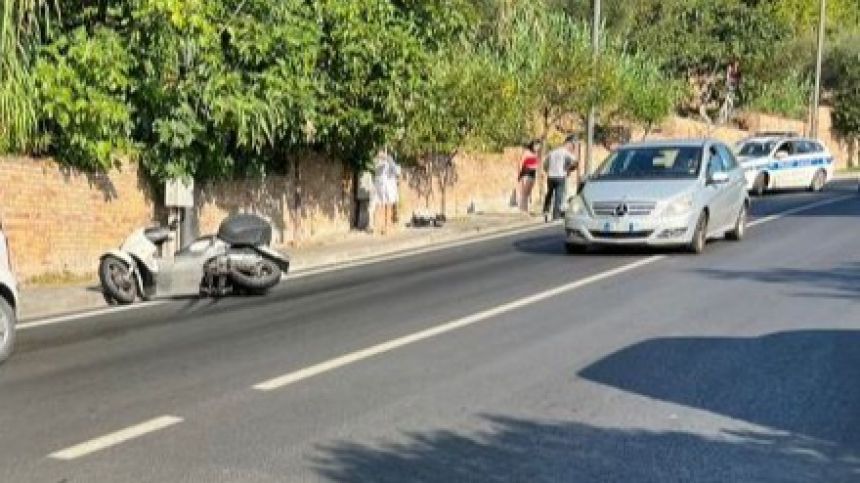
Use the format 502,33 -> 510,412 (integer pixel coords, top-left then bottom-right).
747,195 -> 855,227
253,193 -> 858,391
18,222 -> 553,332
48,416 -> 183,460
17,194 -> 856,332
253,255 -> 666,391
18,302 -> 168,332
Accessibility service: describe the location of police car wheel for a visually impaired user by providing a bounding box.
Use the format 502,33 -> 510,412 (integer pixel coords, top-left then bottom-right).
752,173 -> 767,197
809,170 -> 826,192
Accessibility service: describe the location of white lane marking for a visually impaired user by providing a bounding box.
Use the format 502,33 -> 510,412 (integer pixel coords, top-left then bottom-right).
17,222 -> 552,331
253,193 -> 857,391
18,302 -> 168,332
48,415 -> 183,460
747,195 -> 854,227
17,193 -> 856,332
253,255 -> 665,391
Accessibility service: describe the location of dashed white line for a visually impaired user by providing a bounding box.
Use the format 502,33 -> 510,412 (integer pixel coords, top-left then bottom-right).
48,415 -> 183,460
253,255 -> 666,391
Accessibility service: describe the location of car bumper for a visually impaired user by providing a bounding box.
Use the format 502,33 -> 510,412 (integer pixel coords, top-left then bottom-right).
564,212 -> 698,247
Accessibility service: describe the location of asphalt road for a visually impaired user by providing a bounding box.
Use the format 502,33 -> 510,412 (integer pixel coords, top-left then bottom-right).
1,183 -> 858,482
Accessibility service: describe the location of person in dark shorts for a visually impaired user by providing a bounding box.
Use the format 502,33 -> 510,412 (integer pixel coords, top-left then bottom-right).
518,140 -> 542,212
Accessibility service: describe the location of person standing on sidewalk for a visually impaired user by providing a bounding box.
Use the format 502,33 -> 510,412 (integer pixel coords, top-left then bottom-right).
373,149 -> 402,234
542,135 -> 579,222
518,140 -> 542,213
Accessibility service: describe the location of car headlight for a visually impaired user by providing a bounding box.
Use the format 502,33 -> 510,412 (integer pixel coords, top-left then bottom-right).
663,193 -> 694,217
567,195 -> 589,217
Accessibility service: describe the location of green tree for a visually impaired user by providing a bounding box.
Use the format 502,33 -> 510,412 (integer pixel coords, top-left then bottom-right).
0,0 -> 55,152
35,27 -> 134,170
831,49 -> 860,168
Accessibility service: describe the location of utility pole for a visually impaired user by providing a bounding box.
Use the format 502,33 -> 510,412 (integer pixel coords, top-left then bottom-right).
811,0 -> 827,138
585,0 -> 601,176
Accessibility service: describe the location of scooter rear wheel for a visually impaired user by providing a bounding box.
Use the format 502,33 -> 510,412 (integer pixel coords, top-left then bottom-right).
100,256 -> 137,304
230,258 -> 282,293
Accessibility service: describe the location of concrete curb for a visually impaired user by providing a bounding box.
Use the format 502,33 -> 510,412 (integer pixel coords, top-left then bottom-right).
287,217 -> 547,275
834,171 -> 860,181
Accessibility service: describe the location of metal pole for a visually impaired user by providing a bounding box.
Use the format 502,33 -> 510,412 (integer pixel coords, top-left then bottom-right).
585,0 -> 601,175
811,0 -> 826,138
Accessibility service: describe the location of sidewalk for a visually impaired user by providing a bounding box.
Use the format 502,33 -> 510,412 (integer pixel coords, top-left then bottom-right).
18,213 -> 546,322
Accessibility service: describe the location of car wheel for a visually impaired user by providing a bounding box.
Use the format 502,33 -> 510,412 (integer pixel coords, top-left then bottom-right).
809,169 -> 826,192
0,297 -> 16,364
726,203 -> 747,241
688,212 -> 708,254
752,173 -> 768,197
99,256 -> 137,305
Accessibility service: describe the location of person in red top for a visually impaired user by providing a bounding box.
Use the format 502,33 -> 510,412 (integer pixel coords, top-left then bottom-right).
518,139 -> 542,212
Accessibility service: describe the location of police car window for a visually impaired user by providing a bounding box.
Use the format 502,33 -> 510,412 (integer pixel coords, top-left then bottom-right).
738,141 -> 775,157
775,142 -> 793,155
795,141 -> 814,154
812,142 -> 825,153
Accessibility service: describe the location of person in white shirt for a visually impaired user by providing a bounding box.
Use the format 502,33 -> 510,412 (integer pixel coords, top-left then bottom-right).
543,135 -> 579,221
371,149 -> 401,233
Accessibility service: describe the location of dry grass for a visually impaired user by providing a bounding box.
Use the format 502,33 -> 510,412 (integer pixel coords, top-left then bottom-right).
25,270 -> 96,288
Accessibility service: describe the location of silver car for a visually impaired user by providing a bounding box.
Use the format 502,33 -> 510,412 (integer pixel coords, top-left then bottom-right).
565,139 -> 749,254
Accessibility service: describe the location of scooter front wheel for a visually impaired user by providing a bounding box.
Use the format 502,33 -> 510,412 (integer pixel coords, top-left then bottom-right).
100,256 -> 137,304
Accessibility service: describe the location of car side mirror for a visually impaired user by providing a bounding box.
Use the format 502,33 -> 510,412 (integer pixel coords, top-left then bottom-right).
708,171 -> 730,185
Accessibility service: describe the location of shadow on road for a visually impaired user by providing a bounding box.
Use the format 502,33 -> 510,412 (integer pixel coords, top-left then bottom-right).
579,331 -> 860,450
696,263 -> 860,300
314,415 -> 859,483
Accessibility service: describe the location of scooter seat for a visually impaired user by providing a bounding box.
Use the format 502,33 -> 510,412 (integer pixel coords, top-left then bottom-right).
144,227 -> 171,245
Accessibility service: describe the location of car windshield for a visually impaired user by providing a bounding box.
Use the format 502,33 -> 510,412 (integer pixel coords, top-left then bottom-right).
594,146 -> 702,180
737,141 -> 775,157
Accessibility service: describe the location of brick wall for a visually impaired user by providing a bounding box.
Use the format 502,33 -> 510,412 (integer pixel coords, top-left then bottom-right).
0,158 -> 157,282
2,110 -> 854,283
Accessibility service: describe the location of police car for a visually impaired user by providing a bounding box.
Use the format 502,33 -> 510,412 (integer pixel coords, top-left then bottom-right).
735,133 -> 835,196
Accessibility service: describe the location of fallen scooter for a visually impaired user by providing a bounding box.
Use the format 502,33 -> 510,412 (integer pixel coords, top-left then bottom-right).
99,214 -> 290,304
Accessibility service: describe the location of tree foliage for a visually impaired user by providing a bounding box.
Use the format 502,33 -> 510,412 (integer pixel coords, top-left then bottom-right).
830,44 -> 860,144
9,0 -> 858,178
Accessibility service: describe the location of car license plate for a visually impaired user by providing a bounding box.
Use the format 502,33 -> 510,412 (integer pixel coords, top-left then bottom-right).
602,221 -> 636,233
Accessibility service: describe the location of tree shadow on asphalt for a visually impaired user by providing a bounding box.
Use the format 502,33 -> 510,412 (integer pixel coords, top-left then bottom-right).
313,415 -> 859,483
696,263 -> 860,300
315,330 -> 860,482
579,330 -> 860,451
